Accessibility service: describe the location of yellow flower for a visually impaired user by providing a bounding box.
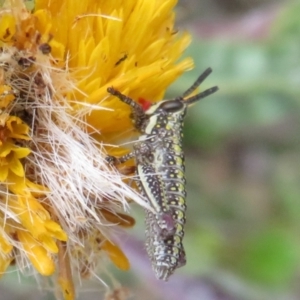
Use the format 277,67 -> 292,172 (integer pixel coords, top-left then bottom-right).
0,78 -> 68,279
0,114 -> 30,180
0,141 -> 29,180
0,85 -> 15,109
0,0 -> 194,299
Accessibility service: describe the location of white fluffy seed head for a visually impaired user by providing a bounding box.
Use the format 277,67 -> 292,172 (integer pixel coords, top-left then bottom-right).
26,55 -> 151,240
0,46 -> 151,280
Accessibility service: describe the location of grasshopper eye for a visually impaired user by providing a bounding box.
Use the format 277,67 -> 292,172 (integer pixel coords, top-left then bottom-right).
159,100 -> 184,113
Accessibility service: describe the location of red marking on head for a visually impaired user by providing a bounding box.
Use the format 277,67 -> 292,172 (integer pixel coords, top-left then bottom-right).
138,97 -> 152,111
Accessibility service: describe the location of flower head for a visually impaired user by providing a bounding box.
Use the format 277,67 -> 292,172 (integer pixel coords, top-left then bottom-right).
0,0 -> 193,299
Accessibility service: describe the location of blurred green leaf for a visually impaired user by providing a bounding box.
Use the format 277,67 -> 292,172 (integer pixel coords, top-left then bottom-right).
240,229 -> 299,287
185,227 -> 223,275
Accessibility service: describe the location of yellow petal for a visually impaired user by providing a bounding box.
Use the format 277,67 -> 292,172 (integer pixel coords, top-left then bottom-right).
0,14 -> 16,42
102,240 -> 130,271
12,147 -> 31,159
17,231 -> 55,276
0,234 -> 13,254
101,209 -> 135,228
39,234 -> 59,253
25,178 -> 49,195
33,9 -> 52,36
8,154 -> 25,177
44,220 -> 68,241
6,120 -> 31,140
0,142 -> 12,157
0,166 -> 8,181
0,85 -> 15,108
48,39 -> 65,61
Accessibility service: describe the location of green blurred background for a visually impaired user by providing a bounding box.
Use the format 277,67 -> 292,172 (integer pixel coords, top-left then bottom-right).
1,0 -> 300,299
